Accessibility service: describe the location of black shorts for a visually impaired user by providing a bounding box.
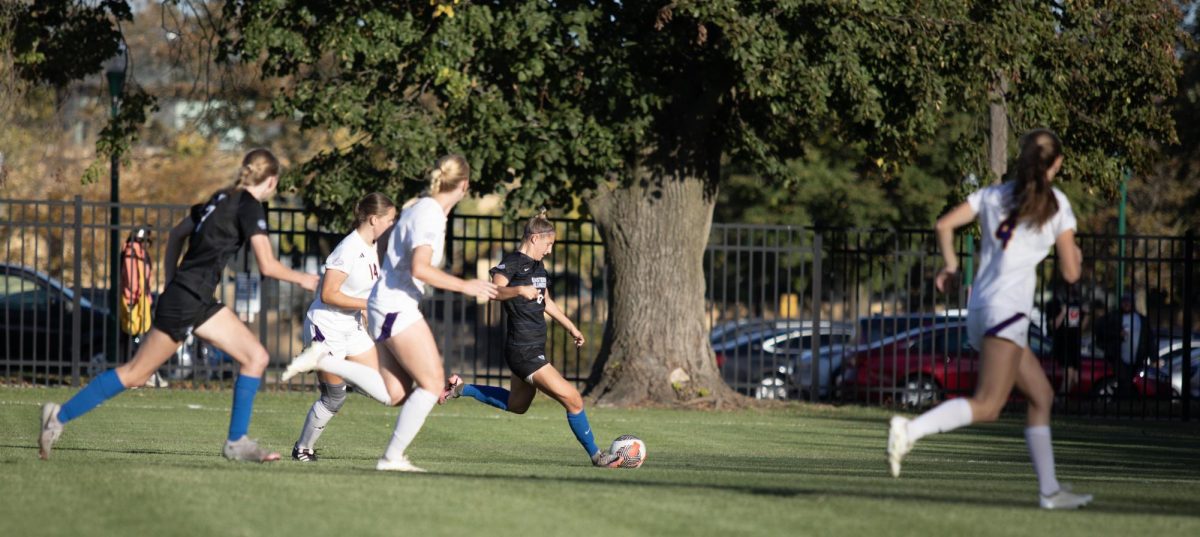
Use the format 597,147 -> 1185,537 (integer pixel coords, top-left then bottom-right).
152,283 -> 225,343
505,344 -> 550,381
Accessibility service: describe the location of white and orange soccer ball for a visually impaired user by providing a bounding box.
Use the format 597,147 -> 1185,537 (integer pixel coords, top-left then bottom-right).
610,435 -> 646,469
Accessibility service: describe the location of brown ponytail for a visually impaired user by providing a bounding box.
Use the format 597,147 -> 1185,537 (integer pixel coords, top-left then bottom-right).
353,192 -> 396,227
1010,129 -> 1061,228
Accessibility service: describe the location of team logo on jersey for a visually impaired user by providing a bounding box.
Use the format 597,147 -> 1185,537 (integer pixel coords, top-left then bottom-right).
257,219 -> 268,230
532,276 -> 547,289
496,263 -> 506,269
536,354 -> 546,362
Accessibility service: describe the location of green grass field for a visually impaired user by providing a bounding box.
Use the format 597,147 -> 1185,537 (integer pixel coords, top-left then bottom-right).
2,387 -> 1198,536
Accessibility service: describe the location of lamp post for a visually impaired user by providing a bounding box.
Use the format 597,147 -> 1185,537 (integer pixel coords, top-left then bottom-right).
105,45 -> 126,331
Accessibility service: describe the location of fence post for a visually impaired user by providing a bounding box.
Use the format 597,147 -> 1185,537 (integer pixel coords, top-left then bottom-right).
810,231 -> 822,403
1183,232 -> 1194,421
72,196 -> 84,387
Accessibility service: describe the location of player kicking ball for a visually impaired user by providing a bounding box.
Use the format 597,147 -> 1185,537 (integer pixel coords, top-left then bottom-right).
887,129 -> 1092,509
442,211 -> 624,468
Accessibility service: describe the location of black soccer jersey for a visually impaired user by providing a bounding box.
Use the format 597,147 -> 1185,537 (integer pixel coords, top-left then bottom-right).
171,189 -> 268,297
490,251 -> 548,347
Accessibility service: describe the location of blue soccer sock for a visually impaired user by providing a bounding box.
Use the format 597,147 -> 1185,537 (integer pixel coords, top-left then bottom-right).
461,384 -> 509,411
227,374 -> 261,442
57,369 -> 126,423
566,410 -> 600,458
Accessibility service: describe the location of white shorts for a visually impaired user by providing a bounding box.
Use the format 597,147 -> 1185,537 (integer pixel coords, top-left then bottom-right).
367,297 -> 424,342
303,316 -> 376,360
967,308 -> 1030,350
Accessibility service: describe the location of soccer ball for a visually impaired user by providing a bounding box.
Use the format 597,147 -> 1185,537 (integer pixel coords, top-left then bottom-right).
610,435 -> 646,469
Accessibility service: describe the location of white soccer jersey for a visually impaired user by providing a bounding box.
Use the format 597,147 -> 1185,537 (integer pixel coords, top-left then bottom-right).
966,182 -> 1077,316
371,197 -> 446,306
307,230 -> 380,333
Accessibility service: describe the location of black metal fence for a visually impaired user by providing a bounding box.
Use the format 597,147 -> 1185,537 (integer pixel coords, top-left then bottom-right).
1,197 -> 1195,419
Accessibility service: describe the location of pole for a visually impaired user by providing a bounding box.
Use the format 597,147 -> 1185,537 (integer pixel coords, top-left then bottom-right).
1117,168 -> 1129,299
108,88 -> 121,364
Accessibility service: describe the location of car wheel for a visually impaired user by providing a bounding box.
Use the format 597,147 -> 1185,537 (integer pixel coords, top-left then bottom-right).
755,375 -> 791,401
1092,377 -> 1118,402
899,375 -> 941,409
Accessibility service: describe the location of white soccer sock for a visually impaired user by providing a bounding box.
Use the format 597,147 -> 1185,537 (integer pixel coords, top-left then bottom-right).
906,398 -> 973,442
382,388 -> 438,461
317,359 -> 391,405
296,400 -> 334,450
1025,425 -> 1061,497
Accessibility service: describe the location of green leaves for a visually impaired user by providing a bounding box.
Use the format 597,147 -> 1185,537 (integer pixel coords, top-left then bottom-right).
217,0 -> 1182,223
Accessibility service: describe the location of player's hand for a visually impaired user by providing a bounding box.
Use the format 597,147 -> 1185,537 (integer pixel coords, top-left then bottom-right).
570,329 -> 585,347
298,273 -> 320,292
517,286 -> 539,300
463,279 -> 498,301
934,266 -> 957,293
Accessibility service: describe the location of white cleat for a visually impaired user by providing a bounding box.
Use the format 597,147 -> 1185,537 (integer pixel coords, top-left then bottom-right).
280,342 -> 328,382
1040,486 -> 1093,510
887,415 -> 913,478
376,455 -> 426,473
38,403 -> 64,460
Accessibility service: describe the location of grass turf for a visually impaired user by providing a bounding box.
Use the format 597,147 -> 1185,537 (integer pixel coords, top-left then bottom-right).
1,387 -> 1198,536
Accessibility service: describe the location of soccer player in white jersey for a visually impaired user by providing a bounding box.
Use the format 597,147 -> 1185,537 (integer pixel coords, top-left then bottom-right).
279,192 -> 406,462
887,129 -> 1093,510
370,154 -> 496,472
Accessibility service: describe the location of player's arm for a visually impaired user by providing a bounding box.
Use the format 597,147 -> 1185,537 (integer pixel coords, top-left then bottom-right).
544,291 -> 584,347
410,244 -> 497,300
1055,229 -> 1082,284
933,201 -> 977,293
490,272 -> 538,301
318,269 -> 367,310
162,215 -> 192,285
250,235 -> 320,291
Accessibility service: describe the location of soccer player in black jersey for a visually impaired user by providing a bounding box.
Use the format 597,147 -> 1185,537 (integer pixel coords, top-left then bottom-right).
443,212 -> 624,468
38,149 -> 319,463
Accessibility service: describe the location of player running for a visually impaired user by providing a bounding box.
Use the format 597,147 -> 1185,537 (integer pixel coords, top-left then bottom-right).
280,192 -> 410,462
38,148 -> 319,462
367,154 -> 495,472
886,129 -> 1092,509
443,211 -> 624,468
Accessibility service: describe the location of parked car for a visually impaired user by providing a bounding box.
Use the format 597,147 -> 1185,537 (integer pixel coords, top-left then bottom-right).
1134,339 -> 1200,399
754,343 -> 851,400
0,263 -> 121,375
713,320 -> 854,395
840,320 -> 1116,408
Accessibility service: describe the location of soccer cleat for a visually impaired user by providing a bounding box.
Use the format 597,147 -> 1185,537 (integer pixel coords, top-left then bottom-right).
887,415 -> 913,478
280,342 -> 328,382
223,436 -> 281,463
38,403 -> 64,460
438,374 -> 464,404
376,455 -> 426,472
591,450 -> 625,468
291,445 -> 318,462
1040,486 -> 1093,510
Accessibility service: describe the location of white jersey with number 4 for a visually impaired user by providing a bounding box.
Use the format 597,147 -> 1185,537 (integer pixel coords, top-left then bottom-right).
307,230 -> 380,334
967,182 -> 1077,316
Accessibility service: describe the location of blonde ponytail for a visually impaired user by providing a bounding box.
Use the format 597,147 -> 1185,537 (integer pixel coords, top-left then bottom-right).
235,148 -> 280,189
523,209 -> 555,237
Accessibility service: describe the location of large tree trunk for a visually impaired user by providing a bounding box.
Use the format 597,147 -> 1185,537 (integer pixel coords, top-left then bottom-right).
584,173 -> 739,407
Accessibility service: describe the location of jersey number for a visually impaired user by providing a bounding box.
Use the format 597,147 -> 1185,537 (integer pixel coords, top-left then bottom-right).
537,289 -> 545,305
995,214 -> 1018,250
194,193 -> 227,233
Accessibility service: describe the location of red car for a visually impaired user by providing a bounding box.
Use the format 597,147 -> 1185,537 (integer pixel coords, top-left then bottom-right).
840,322 -> 1123,408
